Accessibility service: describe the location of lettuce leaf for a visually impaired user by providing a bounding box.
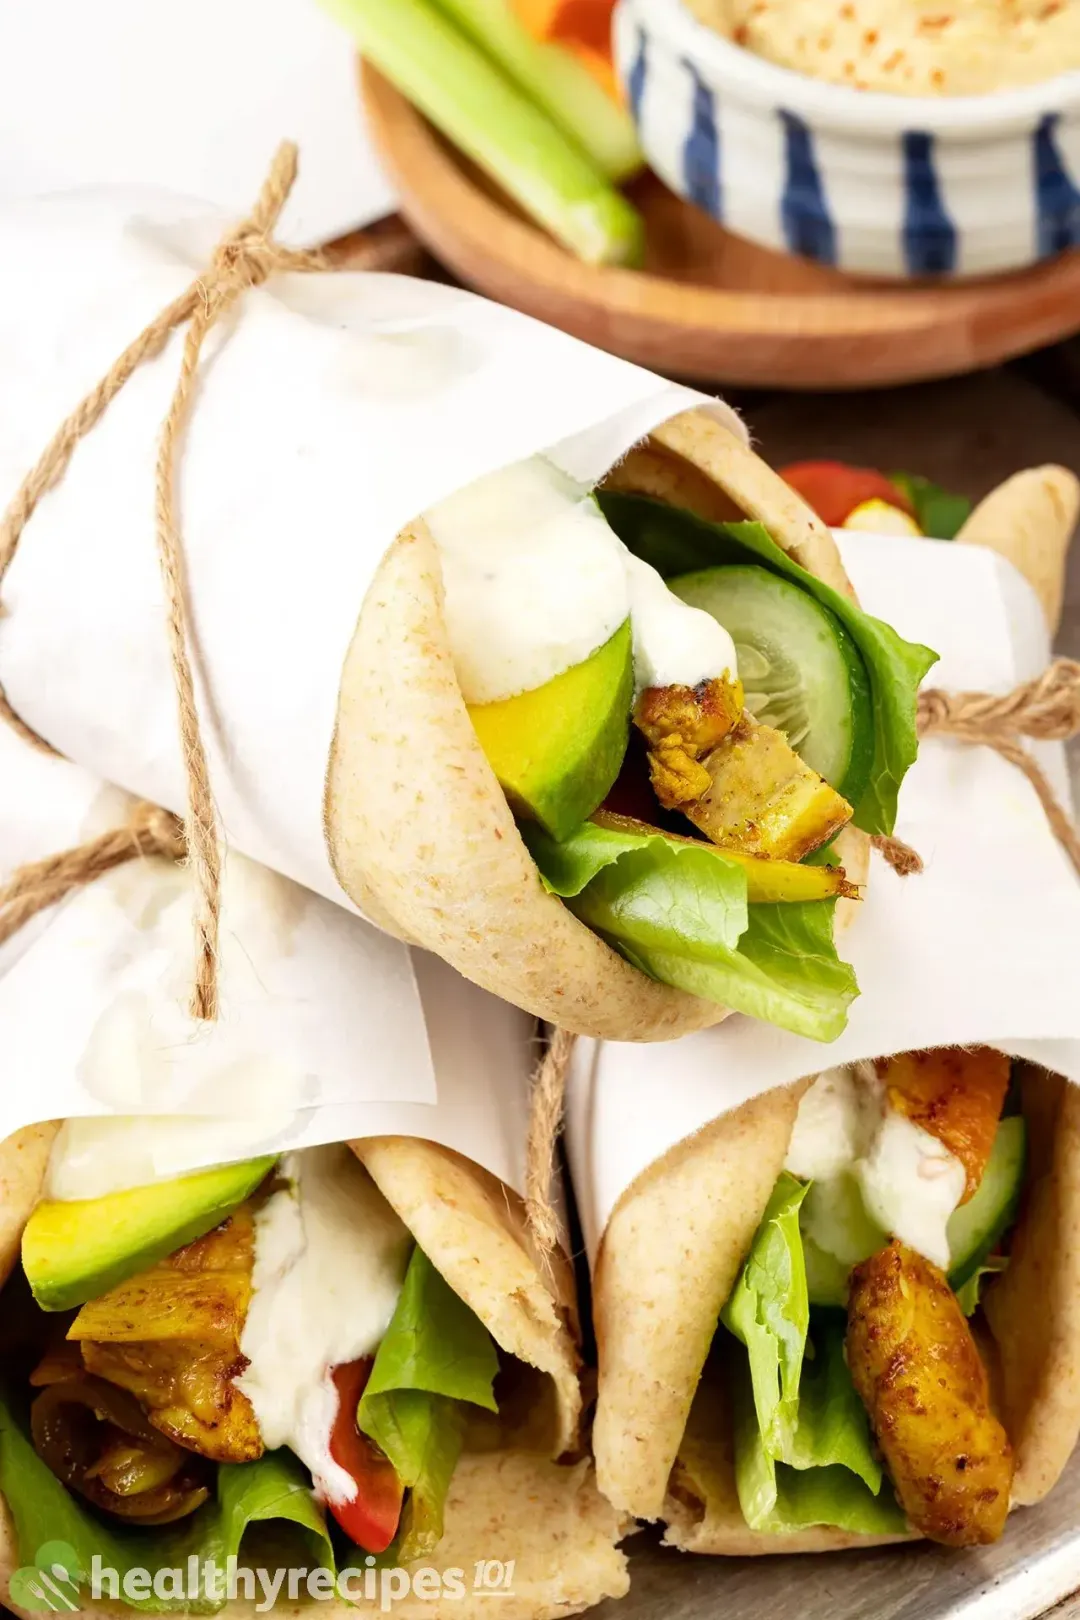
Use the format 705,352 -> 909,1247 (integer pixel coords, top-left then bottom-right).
524,821 -> 857,1042
721,1175 -> 907,1537
954,1256 -> 1008,1317
0,1386 -> 332,1613
359,1248 -> 498,1561
733,1354 -> 906,1536
598,491 -> 938,837
890,472 -> 972,541
721,1173 -> 809,1453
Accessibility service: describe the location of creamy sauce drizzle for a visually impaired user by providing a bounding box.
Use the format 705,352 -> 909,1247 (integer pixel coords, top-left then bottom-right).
425,455 -> 738,704
785,1063 -> 965,1269
238,1145 -> 412,1504
47,1130 -> 413,1506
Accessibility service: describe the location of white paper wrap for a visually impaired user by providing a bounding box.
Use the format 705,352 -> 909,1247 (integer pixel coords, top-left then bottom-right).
0,728 -> 536,1197
567,534 -> 1080,1261
0,189 -> 741,908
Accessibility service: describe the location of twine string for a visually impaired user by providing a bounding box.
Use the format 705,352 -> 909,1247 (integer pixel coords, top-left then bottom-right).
0,803 -> 183,951
525,1028 -> 576,1258
873,657 -> 1080,880
0,141 -> 326,1019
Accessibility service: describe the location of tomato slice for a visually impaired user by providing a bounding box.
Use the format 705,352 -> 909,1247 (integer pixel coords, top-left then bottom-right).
326,1359 -> 404,1554
779,461 -> 913,528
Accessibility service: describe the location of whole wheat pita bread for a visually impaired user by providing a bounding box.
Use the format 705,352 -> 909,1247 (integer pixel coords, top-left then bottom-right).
955,465 -> 1079,635
0,1128 -> 626,1618
591,1063 -> 1080,1553
325,407 -> 871,1040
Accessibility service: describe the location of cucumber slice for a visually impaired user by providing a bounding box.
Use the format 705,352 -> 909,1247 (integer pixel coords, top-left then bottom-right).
947,1116 -> 1027,1291
670,566 -> 874,806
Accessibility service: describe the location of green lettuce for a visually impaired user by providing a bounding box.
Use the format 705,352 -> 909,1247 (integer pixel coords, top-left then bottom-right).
0,1388 -> 332,1613
722,1173 -> 810,1452
954,1257 -> 1008,1317
720,1174 -> 907,1537
359,1248 -> 499,1561
523,821 -> 857,1042
890,472 -> 972,540
598,491 -> 938,836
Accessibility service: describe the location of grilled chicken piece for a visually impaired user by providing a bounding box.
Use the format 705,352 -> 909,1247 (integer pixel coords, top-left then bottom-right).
878,1048 -> 1011,1202
684,716 -> 852,861
634,676 -> 744,808
847,1241 -> 1014,1546
68,1209 -> 262,1464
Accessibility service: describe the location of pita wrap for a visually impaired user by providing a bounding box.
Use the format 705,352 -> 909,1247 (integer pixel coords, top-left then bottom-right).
0,1126 -> 627,1618
325,407 -> 871,1041
589,1061 -> 1080,1551
589,492 -> 1080,1549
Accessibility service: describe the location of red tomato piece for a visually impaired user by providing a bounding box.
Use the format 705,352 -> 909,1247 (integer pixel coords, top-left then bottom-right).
779,461 -> 914,527
326,1359 -> 404,1554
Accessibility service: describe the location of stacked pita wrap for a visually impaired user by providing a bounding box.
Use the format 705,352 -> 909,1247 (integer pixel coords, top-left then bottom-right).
0,748 -> 627,1620
571,499 -> 1080,1553
0,1124 -> 627,1619
589,1063 -> 1080,1552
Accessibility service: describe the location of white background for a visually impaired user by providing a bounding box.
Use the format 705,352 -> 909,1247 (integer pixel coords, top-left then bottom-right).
0,0 -> 397,244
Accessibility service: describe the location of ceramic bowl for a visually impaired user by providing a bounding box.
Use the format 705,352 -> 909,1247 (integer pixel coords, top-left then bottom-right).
614,0 -> 1080,277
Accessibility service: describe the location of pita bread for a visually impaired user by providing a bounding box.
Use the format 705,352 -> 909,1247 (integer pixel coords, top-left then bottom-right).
955,465 -> 1079,635
325,407 -> 871,1040
591,1063 -> 1080,1552
0,1128 -> 626,1618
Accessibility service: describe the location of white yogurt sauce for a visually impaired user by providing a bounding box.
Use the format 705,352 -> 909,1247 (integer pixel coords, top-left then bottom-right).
624,552 -> 739,696
856,1114 -> 966,1272
784,1062 -> 966,1270
425,455 -> 737,705
785,1066 -> 877,1182
237,1145 -> 412,1505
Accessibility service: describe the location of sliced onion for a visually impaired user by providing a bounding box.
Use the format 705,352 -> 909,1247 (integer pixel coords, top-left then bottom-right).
31,1377 -> 210,1523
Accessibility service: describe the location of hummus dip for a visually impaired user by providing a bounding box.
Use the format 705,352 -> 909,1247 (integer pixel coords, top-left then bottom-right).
685,0 -> 1080,95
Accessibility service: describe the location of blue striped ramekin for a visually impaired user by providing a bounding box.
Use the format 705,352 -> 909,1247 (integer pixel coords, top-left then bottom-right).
615,0 -> 1080,278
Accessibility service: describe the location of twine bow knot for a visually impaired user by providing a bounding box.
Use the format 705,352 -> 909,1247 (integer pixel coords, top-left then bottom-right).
873,657 -> 1080,882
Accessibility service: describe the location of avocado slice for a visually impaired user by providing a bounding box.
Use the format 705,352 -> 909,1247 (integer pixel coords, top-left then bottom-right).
22,1155 -> 277,1312
468,619 -> 633,842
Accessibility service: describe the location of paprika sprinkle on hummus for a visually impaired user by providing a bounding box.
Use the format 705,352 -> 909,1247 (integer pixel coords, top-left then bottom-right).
685,0 -> 1080,94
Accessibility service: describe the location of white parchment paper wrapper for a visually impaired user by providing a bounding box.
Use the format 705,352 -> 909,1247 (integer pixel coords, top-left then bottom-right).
0,728 -> 536,1196
567,534 -> 1080,1261
0,190 -> 741,908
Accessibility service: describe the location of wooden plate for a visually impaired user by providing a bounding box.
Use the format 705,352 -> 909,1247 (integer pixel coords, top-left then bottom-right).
361,61 -> 1080,390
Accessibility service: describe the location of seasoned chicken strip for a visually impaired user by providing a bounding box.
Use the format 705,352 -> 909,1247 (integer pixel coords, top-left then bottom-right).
847,1241 -> 1013,1546
69,1209 -> 262,1464
879,1048 -> 1011,1201
634,676 -> 744,807
686,717 -> 852,861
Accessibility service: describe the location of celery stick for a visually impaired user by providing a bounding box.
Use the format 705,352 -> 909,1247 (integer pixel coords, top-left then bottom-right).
325,0 -> 644,267
432,0 -> 642,182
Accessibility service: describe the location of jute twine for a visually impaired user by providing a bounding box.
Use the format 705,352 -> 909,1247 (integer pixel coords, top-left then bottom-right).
0,141 -> 325,1020
526,656 -> 1080,1251
1,143 -> 1079,1253
873,657 -> 1080,881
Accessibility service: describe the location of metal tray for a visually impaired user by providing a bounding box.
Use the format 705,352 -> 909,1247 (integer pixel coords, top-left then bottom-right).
594,1453 -> 1080,1620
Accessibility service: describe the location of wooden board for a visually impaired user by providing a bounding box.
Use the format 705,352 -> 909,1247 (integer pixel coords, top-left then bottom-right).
361,62 -> 1080,390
